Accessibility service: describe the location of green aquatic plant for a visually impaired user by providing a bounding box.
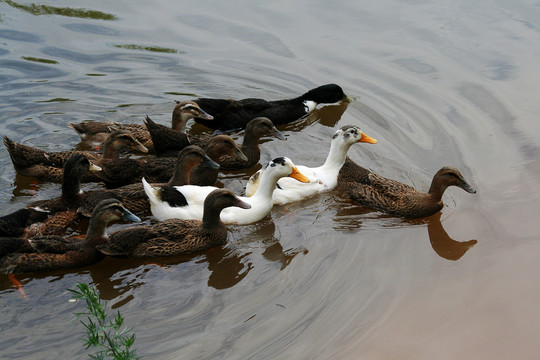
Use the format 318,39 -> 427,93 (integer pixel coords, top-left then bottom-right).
112,44 -> 183,54
22,56 -> 58,64
4,0 -> 117,20
68,283 -> 140,360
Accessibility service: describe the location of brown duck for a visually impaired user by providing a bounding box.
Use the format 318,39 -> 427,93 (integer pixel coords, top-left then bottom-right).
3,130 -> 147,183
337,157 -> 476,218
78,145 -> 220,216
97,189 -> 250,258
0,199 -> 140,274
68,100 -> 213,148
0,154 -> 102,238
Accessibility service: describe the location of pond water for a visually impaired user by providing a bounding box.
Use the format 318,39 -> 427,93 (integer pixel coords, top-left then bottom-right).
1,0 -> 540,359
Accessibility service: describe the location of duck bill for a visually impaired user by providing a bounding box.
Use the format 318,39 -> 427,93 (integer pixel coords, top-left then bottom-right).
359,132 -> 378,144
122,209 -> 141,222
289,167 -> 310,183
343,94 -> 354,103
89,162 -> 102,172
235,198 -> 252,209
272,127 -> 286,141
202,155 -> 220,169
460,180 -> 477,194
233,147 -> 249,162
199,109 -> 214,121
133,140 -> 149,153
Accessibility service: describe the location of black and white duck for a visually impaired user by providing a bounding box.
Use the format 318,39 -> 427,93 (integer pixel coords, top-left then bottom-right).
192,84 -> 351,131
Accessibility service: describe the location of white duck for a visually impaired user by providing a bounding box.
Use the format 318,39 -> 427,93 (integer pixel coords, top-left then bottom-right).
143,157 -> 309,225
245,125 -> 377,205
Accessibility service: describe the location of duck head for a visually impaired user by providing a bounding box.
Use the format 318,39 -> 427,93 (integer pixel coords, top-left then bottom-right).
264,157 -> 310,183
206,188 -> 251,212
428,167 -> 476,200
246,117 -> 286,141
104,130 -> 148,158
172,100 -> 214,131
85,198 -> 140,246
302,84 -> 352,105
332,125 -> 378,147
206,135 -> 248,162
178,145 -> 220,170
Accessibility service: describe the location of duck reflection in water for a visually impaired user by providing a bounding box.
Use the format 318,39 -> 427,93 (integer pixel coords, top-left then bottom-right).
333,204 -> 477,261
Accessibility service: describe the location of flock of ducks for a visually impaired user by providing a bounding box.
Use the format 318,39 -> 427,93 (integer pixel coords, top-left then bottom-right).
0,84 -> 476,274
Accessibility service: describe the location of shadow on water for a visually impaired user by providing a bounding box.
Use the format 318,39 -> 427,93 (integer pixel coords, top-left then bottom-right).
333,201 -> 477,261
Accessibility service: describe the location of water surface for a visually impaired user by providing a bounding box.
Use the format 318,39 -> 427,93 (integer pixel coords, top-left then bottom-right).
1,0 -> 539,359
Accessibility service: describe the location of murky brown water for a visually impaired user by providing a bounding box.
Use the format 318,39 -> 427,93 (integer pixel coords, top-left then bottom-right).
1,0 -> 540,359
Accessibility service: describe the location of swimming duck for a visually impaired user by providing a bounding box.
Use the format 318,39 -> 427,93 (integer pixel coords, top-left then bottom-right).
143,157 -> 309,225
68,101 -> 213,147
337,157 -> 476,218
97,189 -> 250,258
149,115 -> 282,168
0,154 -> 102,238
78,146 -> 219,216
245,125 -> 377,205
0,199 -> 140,274
192,84 -> 351,131
188,135 -> 247,186
214,117 -> 285,170
3,130 -> 147,183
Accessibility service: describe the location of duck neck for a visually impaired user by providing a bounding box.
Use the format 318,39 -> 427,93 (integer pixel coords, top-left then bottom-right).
167,159 -> 192,186
202,204 -> 225,229
428,178 -> 449,202
84,216 -> 109,247
61,173 -> 82,200
253,168 -> 278,199
172,111 -> 189,132
241,131 -> 260,158
319,139 -> 350,176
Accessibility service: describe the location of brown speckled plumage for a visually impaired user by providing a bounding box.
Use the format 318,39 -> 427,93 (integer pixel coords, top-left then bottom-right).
4,130 -> 147,183
68,101 -> 213,149
97,189 -> 250,258
337,157 -> 476,218
0,154 -> 96,238
0,199 -> 140,274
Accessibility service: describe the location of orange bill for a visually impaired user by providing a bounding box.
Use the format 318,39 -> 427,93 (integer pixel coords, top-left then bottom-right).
289,167 -> 310,183
359,132 -> 377,144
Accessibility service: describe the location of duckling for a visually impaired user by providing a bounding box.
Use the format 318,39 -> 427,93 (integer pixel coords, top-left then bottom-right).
193,84 -> 351,131
68,101 -> 213,147
0,154 -> 102,238
0,199 -> 140,274
3,130 -> 147,182
78,146 -> 219,216
337,158 -> 476,218
245,125 -> 377,205
143,157 -> 309,225
97,189 -> 250,258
